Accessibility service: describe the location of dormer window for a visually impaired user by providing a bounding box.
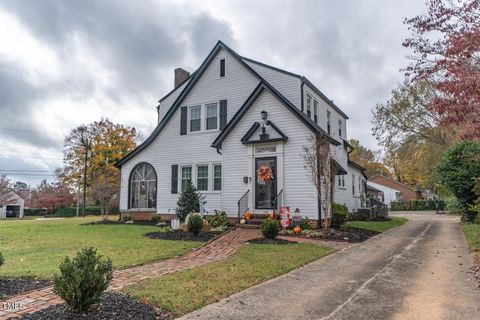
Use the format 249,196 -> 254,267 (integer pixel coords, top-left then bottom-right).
327,110 -> 331,135
338,119 -> 342,137
313,100 -> 319,124
220,59 -> 226,77
306,94 -> 312,118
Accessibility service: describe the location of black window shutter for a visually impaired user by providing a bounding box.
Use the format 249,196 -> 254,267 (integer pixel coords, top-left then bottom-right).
171,164 -> 178,194
219,100 -> 227,130
180,106 -> 187,135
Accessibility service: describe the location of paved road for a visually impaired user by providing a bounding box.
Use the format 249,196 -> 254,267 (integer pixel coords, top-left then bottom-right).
180,212 -> 479,320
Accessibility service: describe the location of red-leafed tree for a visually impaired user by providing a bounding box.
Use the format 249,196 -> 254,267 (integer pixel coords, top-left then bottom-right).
30,180 -> 75,214
403,0 -> 480,139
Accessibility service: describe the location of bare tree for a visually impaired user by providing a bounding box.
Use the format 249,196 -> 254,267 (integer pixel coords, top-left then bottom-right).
303,135 -> 339,232
0,175 -> 15,207
90,168 -> 120,221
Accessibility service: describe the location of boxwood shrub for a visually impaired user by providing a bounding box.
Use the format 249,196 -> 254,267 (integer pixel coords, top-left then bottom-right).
261,219 -> 280,239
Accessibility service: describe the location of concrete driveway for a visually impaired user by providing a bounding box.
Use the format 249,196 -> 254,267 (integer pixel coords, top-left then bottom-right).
180,211 -> 479,320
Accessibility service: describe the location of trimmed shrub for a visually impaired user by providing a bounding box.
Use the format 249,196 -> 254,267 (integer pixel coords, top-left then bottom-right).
261,219 -> 280,239
0,252 -> 4,267
390,200 -> 445,211
331,203 -> 349,226
53,247 -> 113,313
207,210 -> 229,228
176,180 -> 199,223
187,214 -> 203,235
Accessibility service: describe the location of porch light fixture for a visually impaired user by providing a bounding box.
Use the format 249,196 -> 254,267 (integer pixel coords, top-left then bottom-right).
261,110 -> 268,120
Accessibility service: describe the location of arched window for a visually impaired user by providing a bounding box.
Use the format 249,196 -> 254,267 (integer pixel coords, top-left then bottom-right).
129,163 -> 157,209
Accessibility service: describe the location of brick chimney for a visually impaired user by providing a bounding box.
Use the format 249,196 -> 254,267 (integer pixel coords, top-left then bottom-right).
174,68 -> 190,89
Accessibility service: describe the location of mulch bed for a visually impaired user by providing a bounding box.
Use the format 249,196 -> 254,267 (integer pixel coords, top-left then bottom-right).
247,238 -> 298,245
82,220 -> 169,227
282,227 -> 380,243
17,292 -> 171,320
0,278 -> 51,299
145,230 -> 224,242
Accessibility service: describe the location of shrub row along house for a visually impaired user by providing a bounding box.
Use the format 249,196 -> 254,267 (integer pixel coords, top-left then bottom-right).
116,41 -> 371,224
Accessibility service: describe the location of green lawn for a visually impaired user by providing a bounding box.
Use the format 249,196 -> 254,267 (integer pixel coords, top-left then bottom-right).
461,223 -> 480,252
347,217 -> 407,233
124,243 -> 333,317
0,217 -> 201,279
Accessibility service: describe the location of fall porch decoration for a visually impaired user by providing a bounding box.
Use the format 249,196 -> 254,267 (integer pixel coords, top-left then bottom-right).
256,165 -> 274,182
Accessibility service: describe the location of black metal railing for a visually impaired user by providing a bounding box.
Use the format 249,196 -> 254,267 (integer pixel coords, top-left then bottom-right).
273,189 -> 284,217
368,197 -> 388,218
237,190 -> 250,222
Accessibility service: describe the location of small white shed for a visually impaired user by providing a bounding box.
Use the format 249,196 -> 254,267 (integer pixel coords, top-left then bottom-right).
0,191 -> 25,218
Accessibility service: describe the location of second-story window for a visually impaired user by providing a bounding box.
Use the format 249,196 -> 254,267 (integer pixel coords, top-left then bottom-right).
352,174 -> 356,195
306,94 -> 312,118
206,103 -> 218,130
338,119 -> 342,137
220,59 -> 226,77
314,100 -> 319,124
327,110 -> 331,135
190,106 -> 201,132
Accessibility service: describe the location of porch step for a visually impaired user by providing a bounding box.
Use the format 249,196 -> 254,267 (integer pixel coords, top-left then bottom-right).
236,224 -> 260,229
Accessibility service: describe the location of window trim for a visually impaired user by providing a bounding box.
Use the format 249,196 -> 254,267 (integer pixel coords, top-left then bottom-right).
189,105 -> 202,133
128,162 -> 157,210
188,102 -> 220,133
313,100 -> 319,124
213,164 -> 222,191
180,165 -> 193,192
196,164 -> 209,191
306,94 -> 312,118
205,102 -> 219,131
327,110 -> 331,135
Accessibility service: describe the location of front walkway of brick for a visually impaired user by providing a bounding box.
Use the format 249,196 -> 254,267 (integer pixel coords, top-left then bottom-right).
0,228 -> 260,319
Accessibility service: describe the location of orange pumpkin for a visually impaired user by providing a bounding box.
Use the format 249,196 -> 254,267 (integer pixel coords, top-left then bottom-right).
244,211 -> 252,220
268,212 -> 275,220
293,226 -> 302,234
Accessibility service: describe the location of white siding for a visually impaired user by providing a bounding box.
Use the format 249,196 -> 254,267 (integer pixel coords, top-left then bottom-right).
120,48 -> 259,214
333,163 -> 365,212
244,60 -> 302,107
158,80 -> 190,122
367,181 -> 401,206
303,84 -> 347,144
222,90 -> 318,219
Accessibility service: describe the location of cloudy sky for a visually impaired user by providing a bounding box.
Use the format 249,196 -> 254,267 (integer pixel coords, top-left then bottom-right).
0,0 -> 426,186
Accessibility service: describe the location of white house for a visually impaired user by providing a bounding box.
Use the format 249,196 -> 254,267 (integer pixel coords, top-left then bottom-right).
0,191 -> 25,218
116,41 -> 367,223
367,181 -> 402,206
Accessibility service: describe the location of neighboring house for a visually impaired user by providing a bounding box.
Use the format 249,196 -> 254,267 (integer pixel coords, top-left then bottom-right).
366,182 -> 382,200
116,40 -> 368,223
368,174 -> 418,206
334,160 -> 367,212
0,191 -> 24,218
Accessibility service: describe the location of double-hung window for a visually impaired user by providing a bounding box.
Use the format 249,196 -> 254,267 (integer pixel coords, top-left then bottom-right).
181,166 -> 192,191
306,94 -> 312,118
327,110 -> 331,135
196,165 -> 208,191
339,119 -> 342,137
337,175 -> 345,188
190,106 -> 201,132
352,174 -> 356,195
213,164 -> 222,191
206,103 -> 218,130
313,100 -> 319,124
